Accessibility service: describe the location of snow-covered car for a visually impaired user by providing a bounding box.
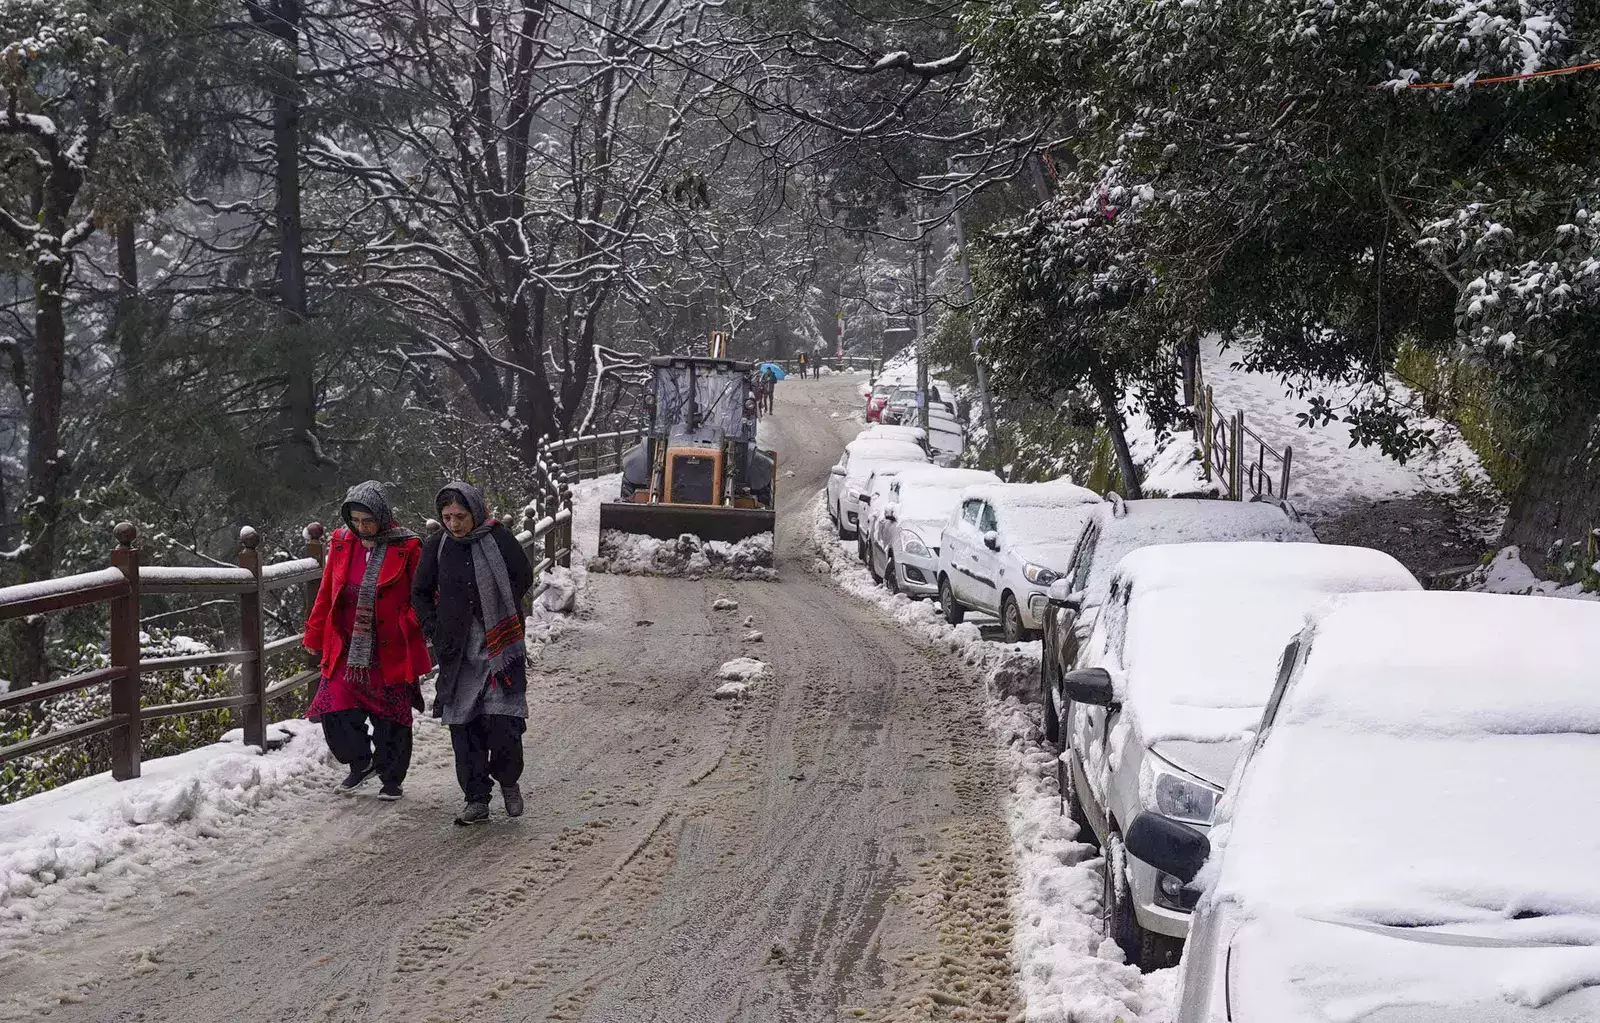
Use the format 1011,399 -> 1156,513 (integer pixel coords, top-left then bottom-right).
865,381 -> 896,422
881,383 -> 954,425
826,438 -> 929,540
1042,498 -> 1316,718
935,481 -> 1103,642
925,409 -> 965,467
865,466 -> 1002,595
1129,590 -> 1600,1023
859,423 -> 927,447
855,465 -> 911,563
1059,543 -> 1420,970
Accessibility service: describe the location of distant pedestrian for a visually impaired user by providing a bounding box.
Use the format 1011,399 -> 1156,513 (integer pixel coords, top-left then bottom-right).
413,481 -> 534,826
761,366 -> 777,413
796,351 -> 808,378
303,481 -> 432,800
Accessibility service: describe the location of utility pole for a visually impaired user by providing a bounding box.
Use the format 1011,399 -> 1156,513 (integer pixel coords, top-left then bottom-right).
912,200 -> 930,435
948,200 -> 1004,476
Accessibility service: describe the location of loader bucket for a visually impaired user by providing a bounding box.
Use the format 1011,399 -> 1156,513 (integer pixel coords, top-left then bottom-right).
598,501 -> 775,548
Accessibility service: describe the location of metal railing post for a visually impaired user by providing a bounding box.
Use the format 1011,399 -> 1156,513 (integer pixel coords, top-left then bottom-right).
108,522 -> 142,780
1280,446 -> 1294,502
1201,386 -> 1213,481
1231,410 -> 1245,500
237,526 -> 266,748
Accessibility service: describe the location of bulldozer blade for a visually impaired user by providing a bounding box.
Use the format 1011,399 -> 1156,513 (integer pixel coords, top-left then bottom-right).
599,502 -> 775,546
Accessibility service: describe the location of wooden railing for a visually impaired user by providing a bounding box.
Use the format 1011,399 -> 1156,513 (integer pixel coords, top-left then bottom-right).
0,483 -> 575,782
544,429 -> 644,481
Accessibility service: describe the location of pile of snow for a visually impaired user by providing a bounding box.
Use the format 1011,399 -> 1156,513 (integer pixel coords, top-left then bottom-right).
537,564 -> 581,613
590,530 -> 777,581
712,597 -> 739,611
713,656 -> 772,699
1463,546 -> 1599,602
567,471 -> 623,559
0,722 -> 331,941
742,630 -> 763,643
809,494 -> 1176,1022
819,366 -> 835,376
1123,410 -> 1219,499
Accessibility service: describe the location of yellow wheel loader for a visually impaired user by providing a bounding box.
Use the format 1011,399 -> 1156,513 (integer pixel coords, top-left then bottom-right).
598,356 -> 776,564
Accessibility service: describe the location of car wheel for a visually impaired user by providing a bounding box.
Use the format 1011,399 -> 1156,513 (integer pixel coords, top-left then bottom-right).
1001,593 -> 1028,644
939,576 -> 965,625
836,507 -> 851,541
1042,667 -> 1061,747
868,548 -> 883,584
1103,833 -> 1142,964
883,555 -> 899,595
1139,931 -> 1185,972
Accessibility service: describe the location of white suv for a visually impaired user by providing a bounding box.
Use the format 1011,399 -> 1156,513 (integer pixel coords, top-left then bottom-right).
1059,542 -> 1419,971
826,437 -> 928,539
935,481 -> 1102,642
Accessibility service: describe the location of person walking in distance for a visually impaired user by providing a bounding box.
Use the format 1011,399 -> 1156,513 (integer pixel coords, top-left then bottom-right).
412,481 -> 534,825
303,482 -> 432,800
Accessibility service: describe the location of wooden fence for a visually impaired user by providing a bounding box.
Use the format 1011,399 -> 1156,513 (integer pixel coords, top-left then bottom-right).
0,482 -> 575,782
544,429 -> 645,481
1193,360 -> 1294,502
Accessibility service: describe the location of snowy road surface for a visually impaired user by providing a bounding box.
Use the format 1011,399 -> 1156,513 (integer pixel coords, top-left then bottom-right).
0,376 -> 1022,1023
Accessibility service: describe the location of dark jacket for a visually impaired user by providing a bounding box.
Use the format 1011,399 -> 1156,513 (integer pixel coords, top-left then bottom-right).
411,522 -> 533,662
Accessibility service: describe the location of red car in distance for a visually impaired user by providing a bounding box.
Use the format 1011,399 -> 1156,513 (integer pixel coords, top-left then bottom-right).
865,382 -> 895,422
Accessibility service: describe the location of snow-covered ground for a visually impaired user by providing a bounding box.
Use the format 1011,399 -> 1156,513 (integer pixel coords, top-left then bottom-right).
591,530 -> 777,581
0,723 -> 329,941
809,495 -> 1177,1023
1460,546 -> 1599,602
1197,336 -> 1493,523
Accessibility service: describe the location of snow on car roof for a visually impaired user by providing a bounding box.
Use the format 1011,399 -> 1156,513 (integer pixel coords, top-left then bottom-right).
892,470 -> 1003,528
960,479 -> 1103,510
844,438 -> 926,462
1207,591 -> 1600,995
1288,590 -> 1600,737
1114,542 -> 1417,598
1080,499 -> 1315,608
1118,546 -> 1420,746
861,424 -> 925,442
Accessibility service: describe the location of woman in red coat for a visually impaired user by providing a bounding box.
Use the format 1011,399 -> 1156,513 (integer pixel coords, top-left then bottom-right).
303,481 -> 433,799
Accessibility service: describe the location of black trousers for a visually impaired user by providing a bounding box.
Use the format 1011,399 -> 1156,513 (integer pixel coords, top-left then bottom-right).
449,714 -> 526,803
321,709 -> 412,785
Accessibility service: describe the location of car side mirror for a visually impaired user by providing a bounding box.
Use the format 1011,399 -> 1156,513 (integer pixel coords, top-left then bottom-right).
884,509 -> 897,522
1047,580 -> 1084,610
860,495 -> 871,505
1125,811 -> 1211,884
983,530 -> 999,551
1061,667 -> 1117,708
831,466 -> 845,476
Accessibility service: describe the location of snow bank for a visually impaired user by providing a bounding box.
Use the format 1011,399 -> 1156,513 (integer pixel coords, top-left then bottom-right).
1465,546 -> 1599,602
537,564 -> 581,612
0,722 -> 330,941
567,471 -> 623,560
590,530 -> 777,581
809,494 -> 1175,1021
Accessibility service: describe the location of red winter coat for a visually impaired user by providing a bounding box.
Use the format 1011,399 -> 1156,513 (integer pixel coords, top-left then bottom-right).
303,528 -> 433,684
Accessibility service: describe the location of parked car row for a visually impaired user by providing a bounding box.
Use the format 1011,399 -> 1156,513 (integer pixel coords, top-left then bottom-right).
832,428 -> 1600,1021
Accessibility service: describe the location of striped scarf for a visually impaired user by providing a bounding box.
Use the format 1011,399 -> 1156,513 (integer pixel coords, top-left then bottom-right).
444,519 -> 526,689
345,526 -> 414,684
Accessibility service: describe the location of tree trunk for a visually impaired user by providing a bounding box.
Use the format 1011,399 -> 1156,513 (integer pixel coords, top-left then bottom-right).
16,227 -> 71,690
1090,366 -> 1143,500
1502,410 -> 1600,575
251,0 -> 321,486
115,220 -> 142,398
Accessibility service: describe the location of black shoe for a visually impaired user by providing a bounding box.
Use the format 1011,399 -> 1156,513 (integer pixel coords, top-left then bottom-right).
502,783 -> 524,818
336,764 -> 377,793
377,782 -> 403,801
454,801 -> 491,826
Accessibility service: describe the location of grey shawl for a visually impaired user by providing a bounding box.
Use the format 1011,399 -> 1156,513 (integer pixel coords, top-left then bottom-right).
435,481 -> 527,688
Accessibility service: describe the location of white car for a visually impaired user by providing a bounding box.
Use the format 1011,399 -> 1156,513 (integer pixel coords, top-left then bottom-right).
859,423 -> 927,446
1042,497 -> 1317,742
826,437 -> 929,540
854,465 -> 911,563
925,409 -> 965,467
1128,590 -> 1600,1023
1059,542 -> 1420,970
865,466 -> 1002,596
935,480 -> 1103,642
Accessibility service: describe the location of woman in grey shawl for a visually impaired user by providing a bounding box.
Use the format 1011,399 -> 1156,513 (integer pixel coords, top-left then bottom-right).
412,481 -> 534,825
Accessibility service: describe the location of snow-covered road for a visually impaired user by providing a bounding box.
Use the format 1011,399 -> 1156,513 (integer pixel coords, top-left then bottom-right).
0,376 -> 1024,1023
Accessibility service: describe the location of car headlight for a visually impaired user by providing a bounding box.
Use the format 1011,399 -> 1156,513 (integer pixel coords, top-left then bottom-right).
1022,562 -> 1061,585
1141,757 -> 1221,825
902,532 -> 931,558
846,487 -> 863,501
